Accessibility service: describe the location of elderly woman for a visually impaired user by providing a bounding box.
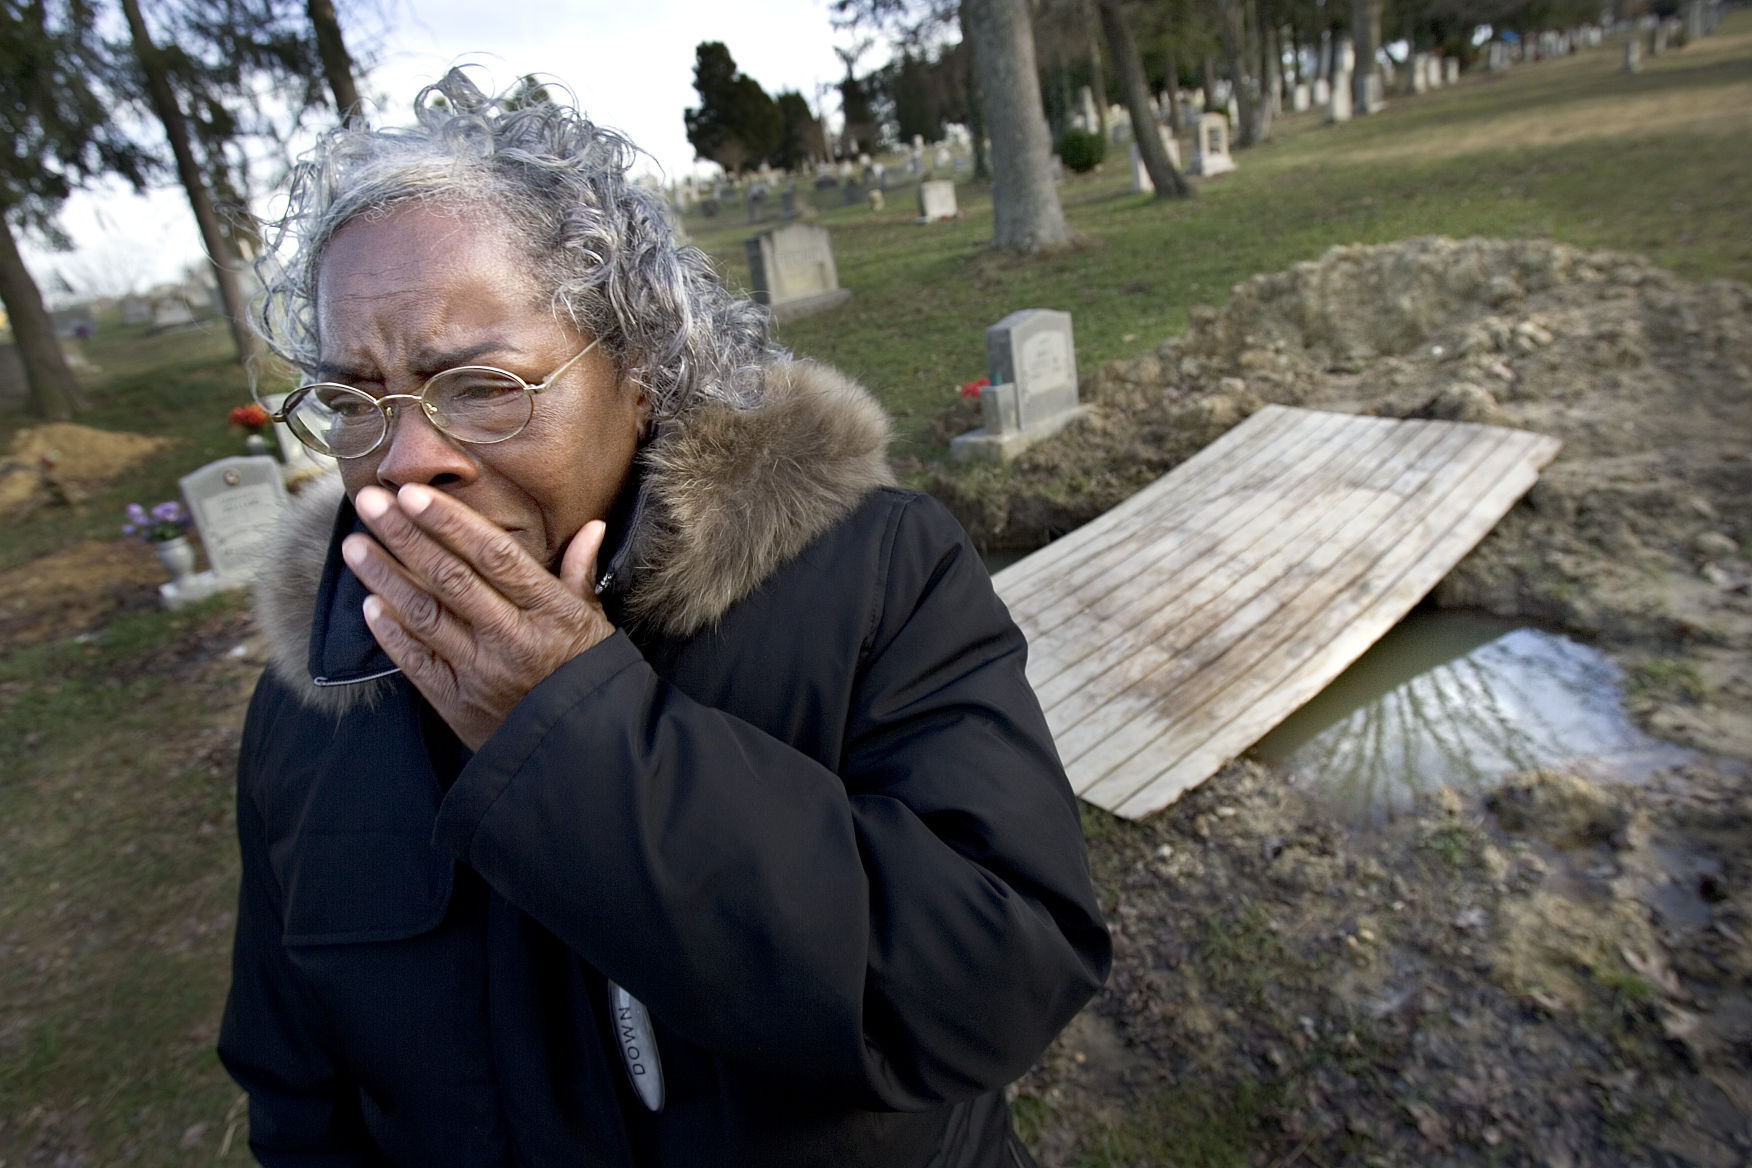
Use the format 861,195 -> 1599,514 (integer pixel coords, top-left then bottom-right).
220,69 -> 1107,1167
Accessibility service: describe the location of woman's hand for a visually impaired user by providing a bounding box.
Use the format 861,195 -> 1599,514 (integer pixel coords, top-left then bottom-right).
343,484 -> 615,750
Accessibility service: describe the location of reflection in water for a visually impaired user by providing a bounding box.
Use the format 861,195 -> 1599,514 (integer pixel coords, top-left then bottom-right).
1248,612 -> 1695,823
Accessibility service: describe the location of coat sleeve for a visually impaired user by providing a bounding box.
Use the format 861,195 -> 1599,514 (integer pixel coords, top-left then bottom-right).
218,693 -> 385,1166
432,493 -> 1111,1111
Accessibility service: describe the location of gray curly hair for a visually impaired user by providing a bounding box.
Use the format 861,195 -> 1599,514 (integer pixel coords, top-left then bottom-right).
254,67 -> 776,421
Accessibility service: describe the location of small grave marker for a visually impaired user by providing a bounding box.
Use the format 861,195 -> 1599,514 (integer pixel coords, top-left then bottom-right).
917,179 -> 957,222
1187,112 -> 1236,176
1129,128 -> 1183,194
744,223 -> 852,323
164,455 -> 289,606
951,309 -> 1088,462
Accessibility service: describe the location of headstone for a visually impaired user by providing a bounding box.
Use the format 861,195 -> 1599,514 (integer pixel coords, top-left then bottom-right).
746,182 -> 770,224
167,455 -> 290,605
934,145 -> 951,169
905,154 -> 921,175
1313,77 -> 1331,106
120,296 -> 151,325
1409,53 -> 1430,92
951,310 -> 1088,462
1650,21 -> 1668,54
1443,57 -> 1460,85
1077,85 -> 1098,133
1363,72 -> 1385,114
912,133 -> 925,151
868,188 -> 884,212
50,305 -> 96,339
841,182 -> 864,206
152,298 -> 196,330
1292,83 -> 1311,112
953,155 -> 968,172
1129,130 -> 1183,194
744,223 -> 852,323
1329,71 -> 1353,122
1623,35 -> 1642,72
1335,37 -> 1356,73
1187,113 -> 1236,176
1226,96 -> 1240,127
917,179 -> 957,222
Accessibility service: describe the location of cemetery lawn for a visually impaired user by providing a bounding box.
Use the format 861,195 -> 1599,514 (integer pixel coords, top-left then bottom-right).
0,16 -> 1747,1165
685,12 -> 1752,466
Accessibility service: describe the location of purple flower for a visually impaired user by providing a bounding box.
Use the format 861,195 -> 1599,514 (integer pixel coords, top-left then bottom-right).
150,501 -> 185,524
126,503 -> 148,526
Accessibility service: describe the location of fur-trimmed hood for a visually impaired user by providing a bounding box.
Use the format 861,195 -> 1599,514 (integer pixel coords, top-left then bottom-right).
255,358 -> 895,714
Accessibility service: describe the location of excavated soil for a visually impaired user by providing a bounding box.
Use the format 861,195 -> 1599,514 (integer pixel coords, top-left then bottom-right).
0,423 -> 174,514
956,238 -> 1752,1166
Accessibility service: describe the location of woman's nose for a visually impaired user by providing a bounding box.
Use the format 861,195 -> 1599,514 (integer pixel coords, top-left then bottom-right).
372,403 -> 477,490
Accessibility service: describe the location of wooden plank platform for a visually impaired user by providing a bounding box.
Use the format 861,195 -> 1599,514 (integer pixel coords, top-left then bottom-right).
992,405 -> 1563,820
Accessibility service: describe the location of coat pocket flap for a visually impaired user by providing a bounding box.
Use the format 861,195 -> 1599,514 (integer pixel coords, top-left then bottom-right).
272,830 -> 454,946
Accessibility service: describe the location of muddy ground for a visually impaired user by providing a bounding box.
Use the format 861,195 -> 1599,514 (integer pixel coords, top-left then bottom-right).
919,238 -> 1751,1165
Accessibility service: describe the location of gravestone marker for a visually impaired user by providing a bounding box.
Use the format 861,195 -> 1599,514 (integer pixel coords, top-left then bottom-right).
164,455 -> 289,606
1329,72 -> 1354,122
917,179 -> 957,222
744,223 -> 852,323
120,296 -> 151,325
152,298 -> 196,330
1187,113 -> 1236,176
951,309 -> 1089,462
1623,35 -> 1642,71
1292,83 -> 1311,112
1129,129 -> 1183,194
1443,57 -> 1460,84
1313,77 -> 1331,105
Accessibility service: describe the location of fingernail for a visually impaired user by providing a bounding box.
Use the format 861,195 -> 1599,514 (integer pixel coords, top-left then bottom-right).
362,595 -> 382,622
341,536 -> 368,568
356,488 -> 389,520
400,484 -> 433,514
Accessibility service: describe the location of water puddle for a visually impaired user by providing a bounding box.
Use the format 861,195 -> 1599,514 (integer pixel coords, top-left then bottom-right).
1247,610 -> 1697,823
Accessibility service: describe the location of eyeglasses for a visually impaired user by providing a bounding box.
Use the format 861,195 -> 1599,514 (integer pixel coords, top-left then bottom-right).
268,339 -> 601,459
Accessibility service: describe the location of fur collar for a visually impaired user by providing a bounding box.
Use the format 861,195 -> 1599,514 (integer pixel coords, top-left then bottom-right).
255,358 -> 895,714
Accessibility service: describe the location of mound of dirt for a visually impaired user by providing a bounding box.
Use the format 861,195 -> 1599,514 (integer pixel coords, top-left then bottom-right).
951,238 -> 1752,1166
1,423 -> 176,513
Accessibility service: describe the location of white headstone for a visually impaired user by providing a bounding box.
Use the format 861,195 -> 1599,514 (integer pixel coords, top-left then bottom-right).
916,180 -> 957,222
1292,83 -> 1311,112
1443,57 -> 1460,85
1187,112 -> 1236,176
1313,77 -> 1331,106
179,456 -> 289,583
1078,86 -> 1099,133
1129,129 -> 1182,194
744,223 -> 851,322
1328,71 -> 1353,122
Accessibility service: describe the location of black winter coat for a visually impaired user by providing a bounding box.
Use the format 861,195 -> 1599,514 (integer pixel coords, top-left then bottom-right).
219,361 -> 1110,1167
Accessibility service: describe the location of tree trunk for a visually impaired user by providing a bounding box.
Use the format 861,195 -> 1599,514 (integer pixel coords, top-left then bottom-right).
958,5 -> 991,181
1350,0 -> 1381,113
120,0 -> 262,367
1097,0 -> 1190,198
1247,0 -> 1273,140
1217,0 -> 1258,146
1085,1 -> 1109,141
0,215 -> 87,419
306,0 -> 362,122
964,0 -> 1072,252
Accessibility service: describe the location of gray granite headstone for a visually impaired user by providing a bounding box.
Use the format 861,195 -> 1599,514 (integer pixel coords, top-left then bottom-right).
744,223 -> 852,323
987,309 -> 1078,429
179,456 -> 289,583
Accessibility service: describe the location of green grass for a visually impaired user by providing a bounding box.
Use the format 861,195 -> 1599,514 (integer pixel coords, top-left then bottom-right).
0,20 -> 1748,1164
1069,1077 -> 1279,1168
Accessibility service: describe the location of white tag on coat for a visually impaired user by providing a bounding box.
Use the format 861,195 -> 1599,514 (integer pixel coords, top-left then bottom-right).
608,980 -> 666,1112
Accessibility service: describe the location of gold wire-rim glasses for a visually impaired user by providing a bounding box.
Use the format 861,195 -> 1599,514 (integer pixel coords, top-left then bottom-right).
265,337 -> 602,459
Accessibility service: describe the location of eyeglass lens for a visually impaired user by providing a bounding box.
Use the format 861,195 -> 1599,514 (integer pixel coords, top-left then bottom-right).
286,368 -> 536,457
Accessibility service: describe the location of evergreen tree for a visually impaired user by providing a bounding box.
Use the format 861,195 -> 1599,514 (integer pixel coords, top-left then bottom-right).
1,0 -> 156,419
683,42 -> 782,174
772,91 -> 827,170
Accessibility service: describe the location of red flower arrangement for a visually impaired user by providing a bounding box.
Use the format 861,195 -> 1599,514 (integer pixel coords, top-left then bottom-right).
229,403 -> 270,432
959,376 -> 989,400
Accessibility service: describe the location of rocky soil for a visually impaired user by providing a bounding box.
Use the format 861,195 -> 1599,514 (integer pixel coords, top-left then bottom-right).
944,238 -> 1752,1165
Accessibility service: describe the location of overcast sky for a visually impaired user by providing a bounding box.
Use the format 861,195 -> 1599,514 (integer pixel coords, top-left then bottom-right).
25,0 -> 865,300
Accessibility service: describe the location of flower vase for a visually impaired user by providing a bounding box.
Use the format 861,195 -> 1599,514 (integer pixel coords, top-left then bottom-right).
155,535 -> 197,581
244,433 -> 270,457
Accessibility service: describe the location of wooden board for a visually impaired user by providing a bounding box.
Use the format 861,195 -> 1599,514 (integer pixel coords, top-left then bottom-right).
991,405 -> 1562,820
